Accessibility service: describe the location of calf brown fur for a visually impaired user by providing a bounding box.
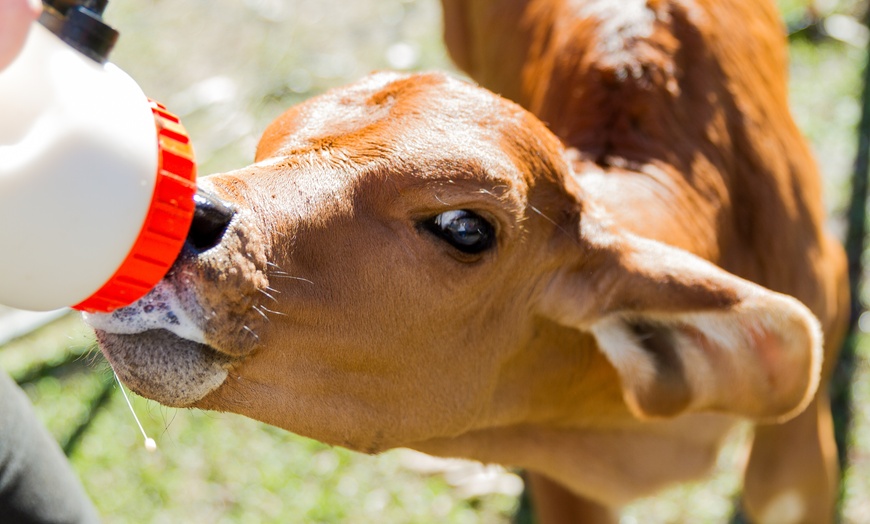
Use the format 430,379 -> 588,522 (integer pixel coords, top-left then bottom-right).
89,0 -> 849,522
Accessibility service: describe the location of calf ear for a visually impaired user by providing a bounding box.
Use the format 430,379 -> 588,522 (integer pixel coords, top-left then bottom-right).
538,232 -> 823,423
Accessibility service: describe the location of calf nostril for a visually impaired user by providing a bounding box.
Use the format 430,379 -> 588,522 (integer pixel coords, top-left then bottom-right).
186,188 -> 235,252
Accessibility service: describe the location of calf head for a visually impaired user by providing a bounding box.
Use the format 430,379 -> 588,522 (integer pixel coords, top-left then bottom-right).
88,72 -> 822,454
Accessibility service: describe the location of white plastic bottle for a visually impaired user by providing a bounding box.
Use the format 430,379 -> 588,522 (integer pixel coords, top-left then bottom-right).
0,0 -> 196,313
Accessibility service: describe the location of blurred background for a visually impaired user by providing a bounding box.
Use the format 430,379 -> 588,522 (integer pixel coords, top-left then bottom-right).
1,0 -> 870,521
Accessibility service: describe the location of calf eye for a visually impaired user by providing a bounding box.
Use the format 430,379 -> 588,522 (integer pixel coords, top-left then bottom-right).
422,210 -> 495,255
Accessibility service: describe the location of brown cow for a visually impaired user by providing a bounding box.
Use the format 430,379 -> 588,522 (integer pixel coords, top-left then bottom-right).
87,0 -> 849,522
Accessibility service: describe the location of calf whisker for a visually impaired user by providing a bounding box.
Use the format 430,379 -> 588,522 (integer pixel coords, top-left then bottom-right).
265,261 -> 297,277
258,288 -> 279,303
242,325 -> 260,342
84,341 -> 103,365
269,274 -> 315,285
252,305 -> 271,322
260,305 -> 287,317
530,204 -> 580,247
159,405 -> 179,435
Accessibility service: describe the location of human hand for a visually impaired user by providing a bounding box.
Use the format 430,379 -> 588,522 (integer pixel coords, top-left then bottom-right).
0,0 -> 41,70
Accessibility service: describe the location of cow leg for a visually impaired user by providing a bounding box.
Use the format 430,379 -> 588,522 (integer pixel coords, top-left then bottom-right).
525,472 -> 617,524
742,395 -> 838,524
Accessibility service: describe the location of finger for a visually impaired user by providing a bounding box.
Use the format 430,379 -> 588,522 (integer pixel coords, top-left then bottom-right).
0,0 -> 42,70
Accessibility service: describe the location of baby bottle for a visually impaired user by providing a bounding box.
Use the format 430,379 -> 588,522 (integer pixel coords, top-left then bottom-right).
0,0 -> 197,313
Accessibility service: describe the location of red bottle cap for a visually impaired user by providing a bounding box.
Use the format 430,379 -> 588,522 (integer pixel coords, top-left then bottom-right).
73,100 -> 196,313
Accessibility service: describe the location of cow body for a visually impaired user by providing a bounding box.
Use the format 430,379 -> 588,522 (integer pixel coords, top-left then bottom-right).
89,1 -> 848,522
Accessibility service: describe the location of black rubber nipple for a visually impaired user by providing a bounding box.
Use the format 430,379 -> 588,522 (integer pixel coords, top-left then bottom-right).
39,0 -> 118,64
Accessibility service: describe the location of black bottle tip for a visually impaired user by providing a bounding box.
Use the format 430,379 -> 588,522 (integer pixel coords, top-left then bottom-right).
42,0 -> 107,16
39,1 -> 118,63
60,7 -> 118,63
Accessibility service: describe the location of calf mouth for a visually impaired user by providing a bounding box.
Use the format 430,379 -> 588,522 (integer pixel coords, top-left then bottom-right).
84,277 -> 248,407
85,184 -> 269,407
94,328 -> 233,407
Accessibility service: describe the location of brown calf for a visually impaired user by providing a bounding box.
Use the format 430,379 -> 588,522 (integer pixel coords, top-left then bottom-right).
89,0 -> 849,522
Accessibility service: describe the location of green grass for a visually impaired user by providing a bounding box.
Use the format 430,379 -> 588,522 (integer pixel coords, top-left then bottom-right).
2,0 -> 870,522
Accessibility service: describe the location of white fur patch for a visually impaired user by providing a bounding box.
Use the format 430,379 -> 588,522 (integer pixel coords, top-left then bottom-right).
572,0 -> 658,55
